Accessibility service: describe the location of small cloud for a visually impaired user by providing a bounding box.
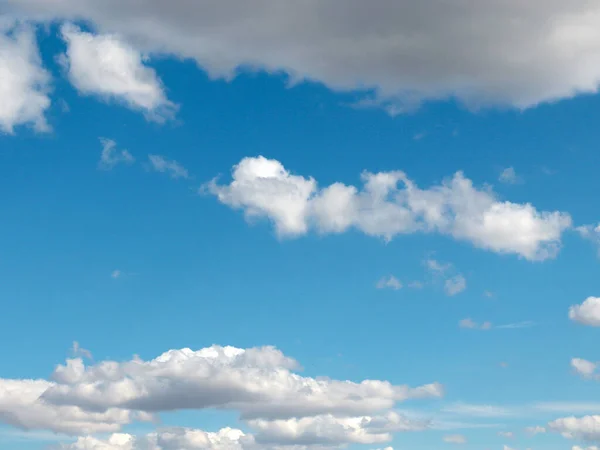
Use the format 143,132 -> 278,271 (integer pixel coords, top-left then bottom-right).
111,270 -> 121,279
570,296 -> 600,327
426,258 -> 451,274
443,434 -> 467,444
500,362 -> 509,369
98,138 -> 134,170
499,167 -> 521,184
408,280 -> 424,289
445,275 -> 466,296
576,224 -> 600,256
459,318 -> 492,330
571,358 -> 598,379
376,275 -> 402,291
71,341 -> 92,360
148,154 -> 189,179
413,131 -> 427,141
483,290 -> 495,298
498,431 -> 514,438
541,166 -> 557,176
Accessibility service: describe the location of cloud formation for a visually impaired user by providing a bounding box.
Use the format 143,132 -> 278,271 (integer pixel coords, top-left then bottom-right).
98,138 -> 135,170
0,21 -> 51,133
148,155 -> 189,179
59,24 -> 176,120
569,297 -> 600,327
207,157 -> 571,261
8,1 -> 600,110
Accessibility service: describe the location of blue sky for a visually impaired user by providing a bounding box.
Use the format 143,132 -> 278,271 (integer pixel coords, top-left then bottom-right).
1,3 -> 600,450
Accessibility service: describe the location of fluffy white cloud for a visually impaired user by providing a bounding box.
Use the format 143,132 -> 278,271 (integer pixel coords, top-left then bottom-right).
248,412 -> 427,445
376,276 -> 402,291
569,297 -> 600,326
443,434 -> 466,444
549,415 -> 600,441
571,358 -> 598,379
59,24 -> 176,120
98,138 -> 135,170
148,155 -> 189,179
59,428 -> 251,450
8,1 -> 600,110
0,379 -> 142,435
207,157 -> 571,260
0,21 -> 51,133
41,345 -> 442,420
0,345 -> 441,443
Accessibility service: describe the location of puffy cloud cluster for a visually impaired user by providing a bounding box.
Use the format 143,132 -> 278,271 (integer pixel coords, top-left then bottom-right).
7,1 -> 600,110
549,415 -> 600,441
59,24 -> 176,120
0,21 -> 51,133
0,344 -> 440,449
207,156 -> 571,260
569,297 -> 600,327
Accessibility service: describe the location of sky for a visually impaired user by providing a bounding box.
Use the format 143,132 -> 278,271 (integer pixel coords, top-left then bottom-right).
1,2 -> 600,450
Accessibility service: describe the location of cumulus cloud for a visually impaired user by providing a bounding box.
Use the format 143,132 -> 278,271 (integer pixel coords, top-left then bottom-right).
0,344 -> 441,442
569,297 -> 600,326
58,427 -> 251,450
376,276 -> 402,291
443,434 -> 466,444
98,138 -> 135,170
0,21 -> 51,133
148,155 -> 189,179
59,24 -> 176,120
41,345 -> 442,420
8,1 -> 600,110
0,379 -> 140,435
549,415 -> 600,441
571,358 -> 598,379
207,157 -> 571,261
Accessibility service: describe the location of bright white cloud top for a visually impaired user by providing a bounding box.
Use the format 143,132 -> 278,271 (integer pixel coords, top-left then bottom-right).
207,156 -> 571,260
59,24 -> 176,120
569,297 -> 600,326
0,22 -> 50,133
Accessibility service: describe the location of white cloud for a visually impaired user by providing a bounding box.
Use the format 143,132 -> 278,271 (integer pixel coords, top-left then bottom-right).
59,428 -> 251,450
40,345 -> 442,421
569,297 -> 600,327
59,24 -> 176,120
443,434 -> 466,444
571,358 -> 598,379
111,270 -> 121,279
148,155 -> 189,179
0,21 -> 51,134
98,138 -> 135,170
207,157 -> 571,260
444,275 -> 466,296
376,276 -> 402,291
0,379 -> 141,435
458,319 -> 492,331
9,1 -> 600,110
441,403 -> 513,418
499,167 -> 520,185
549,415 -> 600,441
573,447 -> 600,450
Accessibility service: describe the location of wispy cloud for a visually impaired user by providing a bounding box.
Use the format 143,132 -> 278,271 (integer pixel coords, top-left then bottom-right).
98,138 -> 135,170
148,154 -> 189,179
376,275 -> 402,291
